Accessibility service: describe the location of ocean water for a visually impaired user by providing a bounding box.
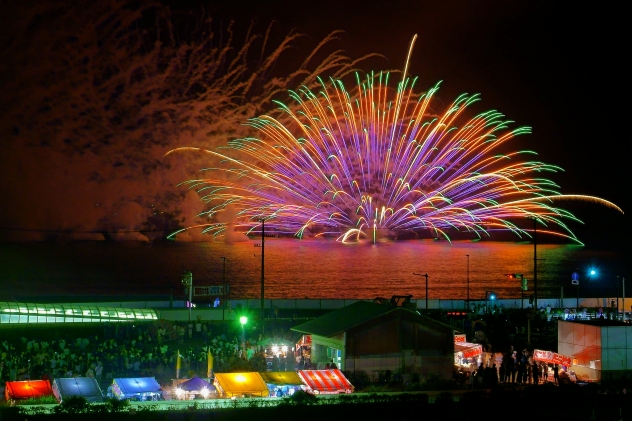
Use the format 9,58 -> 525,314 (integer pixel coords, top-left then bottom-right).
0,238 -> 627,303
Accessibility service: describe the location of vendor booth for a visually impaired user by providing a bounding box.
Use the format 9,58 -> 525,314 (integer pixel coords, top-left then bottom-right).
296,335 -> 311,358
173,376 -> 216,400
5,380 -> 53,401
297,369 -> 353,394
454,334 -> 483,369
213,372 -> 269,398
52,377 -> 104,403
260,371 -> 304,397
533,349 -> 574,382
108,377 -> 163,401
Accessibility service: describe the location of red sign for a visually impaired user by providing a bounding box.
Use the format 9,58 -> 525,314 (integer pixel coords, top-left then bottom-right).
461,344 -> 483,358
533,349 -> 572,366
454,334 -> 466,343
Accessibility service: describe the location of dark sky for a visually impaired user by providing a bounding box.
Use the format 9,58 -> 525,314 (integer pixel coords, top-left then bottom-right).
0,0 -> 628,245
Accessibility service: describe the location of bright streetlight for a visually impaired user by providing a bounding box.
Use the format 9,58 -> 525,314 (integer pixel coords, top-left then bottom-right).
240,316 -> 248,356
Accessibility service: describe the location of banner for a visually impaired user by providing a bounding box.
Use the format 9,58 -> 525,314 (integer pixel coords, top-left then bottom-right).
176,350 -> 181,379
193,286 -> 228,297
461,344 -> 483,358
207,348 -> 213,378
454,334 -> 466,343
533,349 -> 572,366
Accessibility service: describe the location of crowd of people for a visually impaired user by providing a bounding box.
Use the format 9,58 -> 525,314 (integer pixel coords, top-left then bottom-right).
455,347 -> 563,389
0,318 -> 294,391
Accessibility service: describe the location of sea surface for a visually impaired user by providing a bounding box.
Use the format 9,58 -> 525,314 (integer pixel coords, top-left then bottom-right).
0,238 -> 628,303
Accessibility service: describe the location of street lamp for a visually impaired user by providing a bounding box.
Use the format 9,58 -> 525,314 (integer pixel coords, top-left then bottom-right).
221,257 -> 227,321
240,316 -> 248,355
413,273 -> 429,312
485,290 -> 496,313
505,274 -> 526,309
466,255 -> 470,307
617,276 -> 626,321
181,271 -> 193,321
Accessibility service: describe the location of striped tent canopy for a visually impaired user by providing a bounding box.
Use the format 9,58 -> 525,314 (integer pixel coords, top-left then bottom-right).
297,369 -> 353,394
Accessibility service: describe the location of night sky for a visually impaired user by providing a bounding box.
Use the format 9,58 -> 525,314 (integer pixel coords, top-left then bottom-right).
0,0 -> 628,246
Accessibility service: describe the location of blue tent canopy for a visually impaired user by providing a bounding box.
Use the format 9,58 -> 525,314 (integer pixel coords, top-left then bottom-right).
53,377 -> 104,403
110,377 -> 163,401
179,376 -> 216,392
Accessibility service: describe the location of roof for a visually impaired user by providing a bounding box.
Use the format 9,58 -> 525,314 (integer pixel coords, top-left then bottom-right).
112,378 -> 162,398
291,300 -> 453,337
213,373 -> 269,397
297,369 -> 353,394
178,376 -> 215,392
5,380 -> 53,400
561,319 -> 629,327
259,371 -> 303,386
52,377 -> 103,402
291,301 -> 396,337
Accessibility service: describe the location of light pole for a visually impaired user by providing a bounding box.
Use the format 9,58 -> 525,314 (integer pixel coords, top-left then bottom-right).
240,316 -> 248,355
466,255 -> 470,308
505,274 -> 525,309
413,273 -> 429,312
532,217 -> 538,310
221,257 -> 227,320
617,276 -> 626,320
485,290 -> 496,313
181,271 -> 193,321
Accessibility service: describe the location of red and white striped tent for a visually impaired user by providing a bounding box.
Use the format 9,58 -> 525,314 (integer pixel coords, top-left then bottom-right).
297,369 -> 353,394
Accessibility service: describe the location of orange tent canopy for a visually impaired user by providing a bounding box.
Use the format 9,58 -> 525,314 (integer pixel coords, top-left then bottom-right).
5,380 -> 54,401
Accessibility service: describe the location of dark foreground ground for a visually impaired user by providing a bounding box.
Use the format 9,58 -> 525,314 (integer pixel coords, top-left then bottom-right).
3,391 -> 632,421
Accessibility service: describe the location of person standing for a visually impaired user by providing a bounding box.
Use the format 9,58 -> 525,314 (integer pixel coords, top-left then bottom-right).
553,364 -> 559,384
533,362 -> 540,384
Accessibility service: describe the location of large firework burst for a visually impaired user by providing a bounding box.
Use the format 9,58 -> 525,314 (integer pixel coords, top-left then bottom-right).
167,39 -> 622,244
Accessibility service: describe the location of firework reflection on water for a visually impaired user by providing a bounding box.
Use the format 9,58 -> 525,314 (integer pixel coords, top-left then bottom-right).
0,239 -> 624,302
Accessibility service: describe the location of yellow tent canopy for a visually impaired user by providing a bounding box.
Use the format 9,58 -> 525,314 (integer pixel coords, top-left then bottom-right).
259,371 -> 303,386
213,372 -> 269,398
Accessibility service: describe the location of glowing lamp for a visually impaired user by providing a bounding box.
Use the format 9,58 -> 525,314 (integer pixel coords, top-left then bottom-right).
200,387 -> 210,398
174,387 -> 183,397
272,345 -> 279,354
235,375 -> 246,382
239,316 -> 248,326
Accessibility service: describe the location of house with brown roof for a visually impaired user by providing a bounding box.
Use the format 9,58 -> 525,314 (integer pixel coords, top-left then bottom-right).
291,299 -> 456,380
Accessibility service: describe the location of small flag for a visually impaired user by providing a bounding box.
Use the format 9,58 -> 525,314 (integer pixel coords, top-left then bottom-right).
207,348 -> 213,378
176,349 -> 181,379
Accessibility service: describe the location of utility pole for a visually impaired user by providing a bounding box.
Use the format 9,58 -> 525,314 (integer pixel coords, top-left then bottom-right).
261,218 -> 265,331
413,273 -> 429,313
221,257 -> 226,320
466,254 -> 470,308
533,217 -> 538,310
182,271 -> 193,321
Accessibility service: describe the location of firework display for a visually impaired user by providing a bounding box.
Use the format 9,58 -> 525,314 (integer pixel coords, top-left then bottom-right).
168,62 -> 621,244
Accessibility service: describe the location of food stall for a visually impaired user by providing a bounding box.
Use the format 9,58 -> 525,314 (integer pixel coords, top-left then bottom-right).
52,377 -> 104,403
5,380 -> 53,402
107,377 -> 163,401
454,334 -> 483,369
213,372 -> 269,398
295,335 -> 312,368
297,369 -> 353,394
533,349 -> 574,382
172,376 -> 216,400
259,371 -> 305,397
